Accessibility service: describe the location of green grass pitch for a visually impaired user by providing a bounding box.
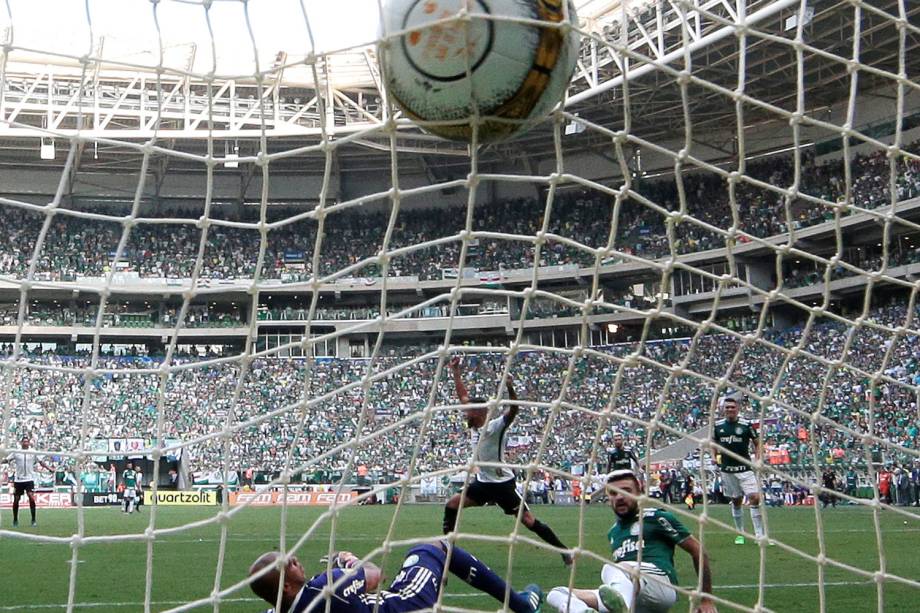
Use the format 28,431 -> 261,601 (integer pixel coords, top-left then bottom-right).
0,503 -> 916,611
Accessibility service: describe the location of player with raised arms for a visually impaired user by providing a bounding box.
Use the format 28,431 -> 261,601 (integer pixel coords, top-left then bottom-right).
2,436 -> 53,527
546,470 -> 716,613
248,541 -> 544,613
441,356 -> 572,566
713,393 -> 765,544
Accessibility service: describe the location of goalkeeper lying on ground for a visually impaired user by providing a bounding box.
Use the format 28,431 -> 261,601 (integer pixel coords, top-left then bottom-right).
249,541 -> 544,613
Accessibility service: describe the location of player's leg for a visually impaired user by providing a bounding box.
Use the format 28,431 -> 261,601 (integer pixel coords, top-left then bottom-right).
490,479 -> 571,566
631,569 -> 678,613
597,563 -> 637,613
127,490 -> 136,513
438,542 -> 542,613
442,487 -> 482,534
546,587 -> 598,613
741,473 -> 765,539
11,484 -> 22,527
722,473 -> 746,543
520,509 -> 572,566
25,484 -> 37,526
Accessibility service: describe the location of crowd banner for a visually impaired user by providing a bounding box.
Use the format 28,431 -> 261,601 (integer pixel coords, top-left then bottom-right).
228,490 -> 358,506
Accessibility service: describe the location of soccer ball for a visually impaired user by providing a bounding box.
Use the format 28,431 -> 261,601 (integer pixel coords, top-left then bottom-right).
378,0 -> 580,142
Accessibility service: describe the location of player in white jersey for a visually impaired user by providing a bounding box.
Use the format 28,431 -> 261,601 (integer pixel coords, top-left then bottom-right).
2,436 -> 52,527
442,357 -> 573,566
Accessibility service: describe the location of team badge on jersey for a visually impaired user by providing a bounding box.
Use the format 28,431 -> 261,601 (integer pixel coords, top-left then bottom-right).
735,426 -> 743,435
402,554 -> 420,568
630,523 -> 641,536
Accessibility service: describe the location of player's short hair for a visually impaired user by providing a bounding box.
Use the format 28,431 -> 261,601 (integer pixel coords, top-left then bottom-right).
468,397 -> 488,406
607,469 -> 640,490
719,392 -> 742,407
248,552 -> 283,604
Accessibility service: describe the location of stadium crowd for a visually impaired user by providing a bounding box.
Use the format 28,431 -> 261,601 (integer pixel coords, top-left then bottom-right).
2,297 -> 919,488
0,140 -> 918,283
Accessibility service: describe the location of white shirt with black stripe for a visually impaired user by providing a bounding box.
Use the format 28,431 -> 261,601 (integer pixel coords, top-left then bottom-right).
471,416 -> 515,483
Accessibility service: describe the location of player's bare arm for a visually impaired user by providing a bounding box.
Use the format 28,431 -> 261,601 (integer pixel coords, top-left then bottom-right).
502,375 -> 519,425
450,356 -> 471,404
678,536 -> 716,613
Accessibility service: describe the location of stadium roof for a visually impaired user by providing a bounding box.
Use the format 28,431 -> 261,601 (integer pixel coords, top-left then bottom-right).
0,0 -> 915,178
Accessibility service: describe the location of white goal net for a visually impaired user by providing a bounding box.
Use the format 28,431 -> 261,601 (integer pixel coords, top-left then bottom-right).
0,1 -> 919,612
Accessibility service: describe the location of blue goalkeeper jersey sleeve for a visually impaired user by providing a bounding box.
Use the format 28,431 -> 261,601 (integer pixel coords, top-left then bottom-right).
271,568 -> 372,613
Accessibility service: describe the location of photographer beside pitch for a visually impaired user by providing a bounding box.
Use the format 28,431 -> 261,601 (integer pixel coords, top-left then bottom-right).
547,470 -> 716,613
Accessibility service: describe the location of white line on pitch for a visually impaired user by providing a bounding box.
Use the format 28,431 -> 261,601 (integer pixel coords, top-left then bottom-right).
0,583 -> 891,610
0,599 -> 259,611
24,527 -> 919,546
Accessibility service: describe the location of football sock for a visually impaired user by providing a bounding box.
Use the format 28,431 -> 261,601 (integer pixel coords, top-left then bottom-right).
600,563 -> 636,610
29,499 -> 36,522
547,587 -> 593,613
446,544 -> 535,613
12,497 -> 19,523
442,506 -> 458,534
750,505 -> 764,538
530,519 -> 568,550
731,503 -> 744,532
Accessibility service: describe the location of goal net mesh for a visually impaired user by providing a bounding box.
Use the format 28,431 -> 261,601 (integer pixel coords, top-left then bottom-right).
0,0 -> 918,611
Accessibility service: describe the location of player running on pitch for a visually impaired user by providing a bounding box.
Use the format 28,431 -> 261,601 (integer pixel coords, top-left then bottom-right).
547,470 -> 716,613
442,357 -> 572,566
713,393 -> 765,544
249,541 -> 543,613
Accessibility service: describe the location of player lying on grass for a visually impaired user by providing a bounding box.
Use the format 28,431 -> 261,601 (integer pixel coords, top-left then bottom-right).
442,356 -> 572,566
249,540 -> 543,613
547,470 -> 716,613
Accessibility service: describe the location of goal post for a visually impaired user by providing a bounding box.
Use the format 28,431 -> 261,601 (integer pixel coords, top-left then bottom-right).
0,1 -> 918,612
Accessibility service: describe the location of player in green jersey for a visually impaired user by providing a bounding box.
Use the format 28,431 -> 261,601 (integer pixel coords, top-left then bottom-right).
713,394 -> 764,545
547,470 -> 716,613
121,461 -> 138,513
606,432 -> 640,474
